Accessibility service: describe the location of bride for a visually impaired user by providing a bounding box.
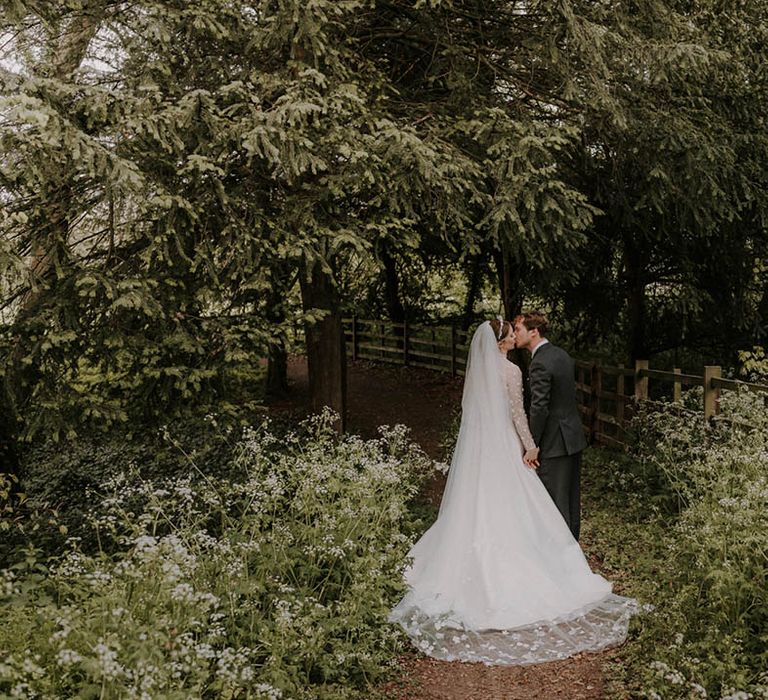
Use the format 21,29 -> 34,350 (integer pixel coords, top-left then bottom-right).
389,319 -> 637,665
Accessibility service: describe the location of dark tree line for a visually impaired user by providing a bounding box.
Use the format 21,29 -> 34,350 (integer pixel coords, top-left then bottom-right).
1,0 -> 766,472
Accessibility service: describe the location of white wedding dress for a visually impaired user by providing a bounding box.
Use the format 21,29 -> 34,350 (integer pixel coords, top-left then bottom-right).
389,321 -> 637,665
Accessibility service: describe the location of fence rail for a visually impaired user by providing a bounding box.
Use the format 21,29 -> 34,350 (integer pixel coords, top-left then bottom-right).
343,317 -> 768,449
344,317 -> 470,377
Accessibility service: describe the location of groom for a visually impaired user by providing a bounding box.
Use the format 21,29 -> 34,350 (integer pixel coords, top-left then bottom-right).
513,311 -> 587,541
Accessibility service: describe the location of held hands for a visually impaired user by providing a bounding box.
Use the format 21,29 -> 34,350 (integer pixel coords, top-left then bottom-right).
523,447 -> 540,469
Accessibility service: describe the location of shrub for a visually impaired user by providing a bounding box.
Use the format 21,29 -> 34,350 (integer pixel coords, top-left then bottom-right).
0,410 -> 435,699
625,389 -> 768,699
9,411 -> 263,561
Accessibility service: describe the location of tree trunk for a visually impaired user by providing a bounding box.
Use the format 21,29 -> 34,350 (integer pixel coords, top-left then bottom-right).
492,249 -> 525,321
0,6 -> 105,478
756,282 -> 768,347
381,247 -> 406,324
623,239 -> 648,363
265,338 -> 289,399
21,5 -> 105,313
264,269 -> 290,398
493,248 -> 530,406
0,411 -> 20,476
461,251 -> 484,331
299,260 -> 347,432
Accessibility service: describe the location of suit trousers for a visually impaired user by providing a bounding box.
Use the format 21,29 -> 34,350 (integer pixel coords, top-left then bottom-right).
537,452 -> 582,541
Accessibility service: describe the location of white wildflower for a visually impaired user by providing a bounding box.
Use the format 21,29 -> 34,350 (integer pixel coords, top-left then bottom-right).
0,570 -> 19,598
20,654 -> 45,679
56,648 -> 83,667
194,643 -> 216,660
255,683 -> 282,700
433,461 -> 450,474
92,640 -> 124,680
171,583 -> 196,603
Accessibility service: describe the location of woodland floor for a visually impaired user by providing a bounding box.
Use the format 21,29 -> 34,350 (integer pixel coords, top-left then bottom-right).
268,356 -> 627,700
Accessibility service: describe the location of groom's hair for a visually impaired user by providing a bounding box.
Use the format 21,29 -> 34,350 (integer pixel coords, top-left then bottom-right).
515,311 -> 549,337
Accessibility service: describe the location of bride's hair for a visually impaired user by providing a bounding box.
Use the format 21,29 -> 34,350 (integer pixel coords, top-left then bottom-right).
489,319 -> 511,341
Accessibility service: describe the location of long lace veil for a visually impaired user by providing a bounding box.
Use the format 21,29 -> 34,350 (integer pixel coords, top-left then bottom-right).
438,321 -> 510,518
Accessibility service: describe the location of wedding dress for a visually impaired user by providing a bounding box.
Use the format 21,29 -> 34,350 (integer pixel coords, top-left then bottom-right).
389,321 -> 637,665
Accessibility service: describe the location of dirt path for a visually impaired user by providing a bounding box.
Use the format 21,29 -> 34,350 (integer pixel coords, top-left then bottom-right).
270,356 -> 464,456
270,357 -> 615,700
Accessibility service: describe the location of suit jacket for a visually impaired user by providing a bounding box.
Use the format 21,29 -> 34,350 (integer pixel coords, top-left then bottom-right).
529,342 -> 588,459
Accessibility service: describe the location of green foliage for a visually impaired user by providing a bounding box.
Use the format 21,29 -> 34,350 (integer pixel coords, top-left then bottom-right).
0,469 -> 69,569
0,410 -> 436,699
10,411 -> 256,562
595,390 -> 768,699
581,447 -> 666,600
1,0 -> 647,446
3,0 -> 765,447
546,1 -> 768,360
738,347 -> 768,383
0,1 -> 277,441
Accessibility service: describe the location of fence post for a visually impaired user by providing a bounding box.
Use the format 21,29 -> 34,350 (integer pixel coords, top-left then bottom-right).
616,364 -> 625,428
704,365 -> 721,422
577,363 -> 587,433
351,315 -> 358,361
590,363 -> 602,445
403,320 -> 409,366
635,360 -> 649,401
673,367 -> 681,402
431,327 -> 436,369
450,324 -> 456,377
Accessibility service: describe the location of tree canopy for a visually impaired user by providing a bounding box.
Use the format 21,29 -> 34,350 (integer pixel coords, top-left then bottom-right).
1,0 -> 766,458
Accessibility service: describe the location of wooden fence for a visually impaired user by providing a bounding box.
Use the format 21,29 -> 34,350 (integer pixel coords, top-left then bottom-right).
344,317 -> 471,377
343,316 -> 768,449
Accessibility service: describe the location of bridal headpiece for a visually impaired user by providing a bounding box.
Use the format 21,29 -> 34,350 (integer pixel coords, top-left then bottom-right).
496,315 -> 505,340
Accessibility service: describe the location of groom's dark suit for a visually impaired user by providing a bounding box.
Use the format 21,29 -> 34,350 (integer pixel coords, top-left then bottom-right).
529,342 -> 588,541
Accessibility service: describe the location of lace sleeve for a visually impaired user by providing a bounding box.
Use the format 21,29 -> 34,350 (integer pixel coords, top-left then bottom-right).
505,362 -> 536,452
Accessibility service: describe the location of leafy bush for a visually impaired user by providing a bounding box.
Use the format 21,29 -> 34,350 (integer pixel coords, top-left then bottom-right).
9,410 -> 271,561
738,346 -> 768,383
623,389 -> 768,699
0,410 -> 435,699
